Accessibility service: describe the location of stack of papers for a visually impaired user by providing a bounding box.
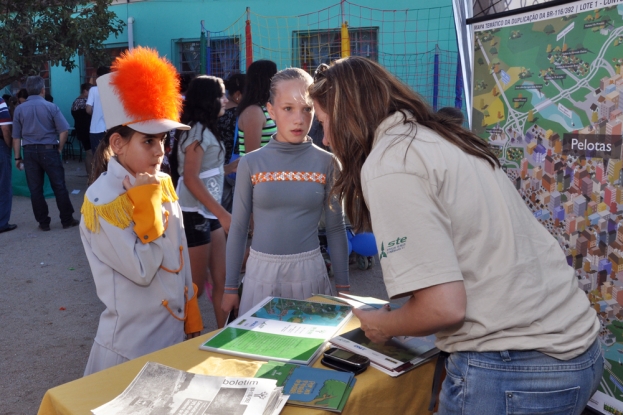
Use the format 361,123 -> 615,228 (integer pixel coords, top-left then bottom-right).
255,361 -> 356,413
91,362 -> 288,415
200,297 -> 352,365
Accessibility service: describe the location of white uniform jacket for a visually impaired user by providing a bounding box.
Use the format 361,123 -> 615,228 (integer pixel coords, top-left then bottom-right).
80,157 -> 196,374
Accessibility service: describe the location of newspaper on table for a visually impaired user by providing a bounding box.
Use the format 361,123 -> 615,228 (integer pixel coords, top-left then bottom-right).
91,361 -> 288,415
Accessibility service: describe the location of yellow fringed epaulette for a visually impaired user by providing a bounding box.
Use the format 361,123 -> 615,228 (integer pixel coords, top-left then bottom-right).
160,175 -> 178,203
81,176 -> 179,233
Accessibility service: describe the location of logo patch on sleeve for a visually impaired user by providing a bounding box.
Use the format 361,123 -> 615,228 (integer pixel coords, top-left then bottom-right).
379,237 -> 407,261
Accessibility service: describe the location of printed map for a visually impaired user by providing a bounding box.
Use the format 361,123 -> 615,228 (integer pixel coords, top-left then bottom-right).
252,298 -> 352,326
472,1 -> 623,412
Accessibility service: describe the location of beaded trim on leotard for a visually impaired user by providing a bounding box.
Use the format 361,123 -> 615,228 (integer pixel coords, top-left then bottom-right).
251,171 -> 326,186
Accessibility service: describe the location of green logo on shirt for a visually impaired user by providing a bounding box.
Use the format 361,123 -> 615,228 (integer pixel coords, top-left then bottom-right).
380,237 -> 408,261
380,242 -> 388,261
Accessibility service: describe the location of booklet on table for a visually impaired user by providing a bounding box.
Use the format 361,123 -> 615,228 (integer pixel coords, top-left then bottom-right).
91,362 -> 288,415
200,296 -> 353,365
330,328 -> 439,377
255,361 -> 356,413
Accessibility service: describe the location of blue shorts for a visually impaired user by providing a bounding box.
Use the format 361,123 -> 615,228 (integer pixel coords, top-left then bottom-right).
182,211 -> 222,248
438,339 -> 603,415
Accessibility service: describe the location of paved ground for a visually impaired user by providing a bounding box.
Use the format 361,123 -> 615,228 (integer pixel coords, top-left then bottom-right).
0,158 -> 391,415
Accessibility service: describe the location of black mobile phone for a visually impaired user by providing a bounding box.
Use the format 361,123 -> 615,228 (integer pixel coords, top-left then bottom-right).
323,347 -> 370,369
321,357 -> 368,375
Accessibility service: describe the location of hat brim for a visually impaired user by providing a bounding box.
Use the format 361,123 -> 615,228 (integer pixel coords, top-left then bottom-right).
128,119 -> 190,135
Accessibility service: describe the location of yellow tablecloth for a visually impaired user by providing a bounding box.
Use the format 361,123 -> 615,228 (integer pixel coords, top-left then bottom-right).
38,300 -> 436,415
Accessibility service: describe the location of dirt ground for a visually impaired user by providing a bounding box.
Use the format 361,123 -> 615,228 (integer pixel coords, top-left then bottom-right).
0,158 -> 391,415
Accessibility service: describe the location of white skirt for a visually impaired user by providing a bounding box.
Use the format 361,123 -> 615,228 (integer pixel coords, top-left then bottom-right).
238,247 -> 333,315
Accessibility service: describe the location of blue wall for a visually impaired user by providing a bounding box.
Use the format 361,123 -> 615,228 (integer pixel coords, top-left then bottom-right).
51,0 -> 458,124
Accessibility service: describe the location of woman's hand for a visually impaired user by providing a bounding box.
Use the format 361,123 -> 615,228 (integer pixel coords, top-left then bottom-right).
222,293 -> 240,313
123,173 -> 160,190
352,305 -> 393,343
224,158 -> 240,175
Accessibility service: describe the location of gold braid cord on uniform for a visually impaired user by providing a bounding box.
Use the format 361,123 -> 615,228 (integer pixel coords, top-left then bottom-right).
81,176 -> 178,233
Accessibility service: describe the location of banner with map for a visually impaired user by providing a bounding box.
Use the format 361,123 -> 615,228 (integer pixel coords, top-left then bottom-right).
471,1 -> 623,413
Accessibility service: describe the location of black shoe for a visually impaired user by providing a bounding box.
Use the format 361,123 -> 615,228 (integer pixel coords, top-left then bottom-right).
62,219 -> 80,229
0,224 -> 17,233
39,223 -> 51,231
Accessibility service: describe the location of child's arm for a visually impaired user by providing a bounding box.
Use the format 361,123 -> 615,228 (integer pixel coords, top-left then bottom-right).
125,174 -> 165,243
84,176 -> 171,286
223,157 -> 253,311
324,161 -> 350,294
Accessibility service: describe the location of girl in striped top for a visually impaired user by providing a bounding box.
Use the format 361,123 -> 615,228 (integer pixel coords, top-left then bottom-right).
236,60 -> 278,156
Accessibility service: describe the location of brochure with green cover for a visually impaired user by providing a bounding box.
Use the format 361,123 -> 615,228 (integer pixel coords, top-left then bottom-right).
200,297 -> 352,365
255,361 -> 356,413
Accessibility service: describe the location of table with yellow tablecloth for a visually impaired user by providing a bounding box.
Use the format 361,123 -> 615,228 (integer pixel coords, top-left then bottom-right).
37,300 -> 436,415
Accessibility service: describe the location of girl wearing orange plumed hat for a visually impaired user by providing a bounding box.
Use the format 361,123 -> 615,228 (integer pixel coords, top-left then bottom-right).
80,47 -> 202,376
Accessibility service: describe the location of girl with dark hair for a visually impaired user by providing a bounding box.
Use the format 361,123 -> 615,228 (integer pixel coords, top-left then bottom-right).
236,60 -> 277,155
309,56 -> 602,414
174,75 -> 230,328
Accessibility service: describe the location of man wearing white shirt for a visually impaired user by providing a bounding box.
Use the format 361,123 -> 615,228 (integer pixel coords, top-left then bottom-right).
86,66 -> 109,152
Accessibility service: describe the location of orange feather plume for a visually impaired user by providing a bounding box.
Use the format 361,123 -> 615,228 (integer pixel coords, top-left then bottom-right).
110,47 -> 182,124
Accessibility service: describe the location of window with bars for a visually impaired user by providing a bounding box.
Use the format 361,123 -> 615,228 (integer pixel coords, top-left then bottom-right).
80,47 -> 128,85
176,37 -> 241,80
294,27 -> 378,74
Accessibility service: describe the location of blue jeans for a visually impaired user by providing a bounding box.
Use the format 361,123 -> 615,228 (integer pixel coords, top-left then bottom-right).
0,140 -> 11,228
438,339 -> 603,415
23,145 -> 75,226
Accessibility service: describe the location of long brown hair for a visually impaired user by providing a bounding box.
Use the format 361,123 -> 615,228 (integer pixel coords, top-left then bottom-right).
308,56 -> 500,232
89,126 -> 135,185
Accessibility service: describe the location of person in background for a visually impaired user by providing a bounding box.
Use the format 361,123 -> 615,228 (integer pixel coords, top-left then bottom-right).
0,97 -> 16,233
309,56 -> 602,415
86,66 -> 110,159
81,47 -> 201,376
218,73 -> 246,213
161,73 -> 196,177
12,76 -> 78,231
236,60 -> 277,156
71,83 -> 93,179
222,68 -> 350,316
173,76 -> 231,328
6,96 -> 18,119
17,89 -> 28,105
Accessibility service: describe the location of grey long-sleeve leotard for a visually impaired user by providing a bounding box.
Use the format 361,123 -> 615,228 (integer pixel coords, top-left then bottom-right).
225,138 -> 349,290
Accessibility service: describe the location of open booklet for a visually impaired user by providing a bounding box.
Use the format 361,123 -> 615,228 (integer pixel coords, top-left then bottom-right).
255,361 -> 356,413
91,362 -> 288,415
200,296 -> 353,365
330,328 -> 439,377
